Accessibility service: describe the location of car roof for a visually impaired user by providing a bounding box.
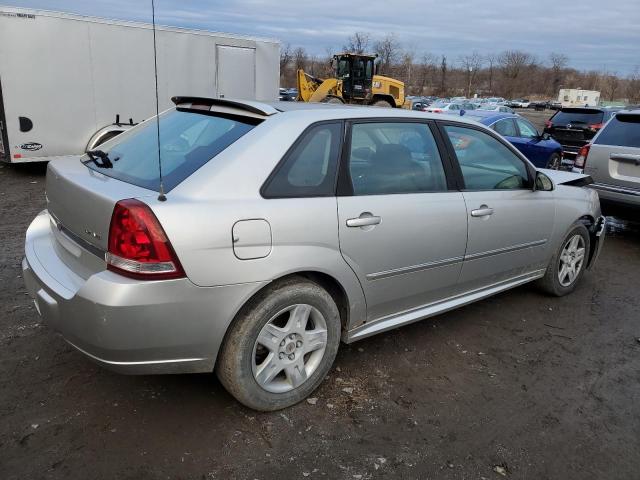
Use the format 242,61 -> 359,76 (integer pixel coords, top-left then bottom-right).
464,111 -> 518,124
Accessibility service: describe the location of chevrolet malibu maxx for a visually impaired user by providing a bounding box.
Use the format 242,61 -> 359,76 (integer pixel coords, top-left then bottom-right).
23,98 -> 606,411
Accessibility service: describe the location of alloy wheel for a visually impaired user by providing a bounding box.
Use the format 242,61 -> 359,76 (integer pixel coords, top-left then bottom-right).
558,234 -> 586,287
252,304 -> 328,393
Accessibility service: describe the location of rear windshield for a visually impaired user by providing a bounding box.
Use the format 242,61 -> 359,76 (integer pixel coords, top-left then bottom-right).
552,109 -> 603,125
594,114 -> 640,148
82,109 -> 260,191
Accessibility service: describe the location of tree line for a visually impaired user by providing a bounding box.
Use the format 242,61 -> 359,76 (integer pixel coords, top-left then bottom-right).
280,32 -> 640,103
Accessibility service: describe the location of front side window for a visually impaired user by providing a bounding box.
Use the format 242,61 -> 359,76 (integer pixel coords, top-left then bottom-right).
444,125 -> 530,190
516,118 -> 539,138
348,122 -> 448,195
262,122 -> 342,198
493,119 -> 517,137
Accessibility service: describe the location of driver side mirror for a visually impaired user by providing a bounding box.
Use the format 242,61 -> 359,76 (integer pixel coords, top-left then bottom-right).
534,171 -> 554,191
459,109 -> 466,116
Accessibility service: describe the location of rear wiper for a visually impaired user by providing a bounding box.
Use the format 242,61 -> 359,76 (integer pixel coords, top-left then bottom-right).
86,149 -> 118,168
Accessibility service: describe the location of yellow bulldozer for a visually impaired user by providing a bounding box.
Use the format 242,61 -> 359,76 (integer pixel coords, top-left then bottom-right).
297,53 -> 405,108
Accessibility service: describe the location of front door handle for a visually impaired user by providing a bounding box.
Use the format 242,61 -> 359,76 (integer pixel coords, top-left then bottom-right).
471,205 -> 494,217
346,213 -> 381,228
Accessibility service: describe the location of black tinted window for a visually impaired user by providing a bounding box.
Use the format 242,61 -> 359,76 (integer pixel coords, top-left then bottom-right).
83,109 -> 259,192
552,109 -> 604,125
594,114 -> 640,148
444,125 -> 530,190
263,122 -> 342,198
348,122 -> 448,195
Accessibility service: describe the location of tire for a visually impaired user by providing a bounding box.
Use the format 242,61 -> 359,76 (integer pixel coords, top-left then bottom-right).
371,99 -> 393,108
537,224 -> 590,296
546,152 -> 562,170
216,277 -> 341,411
321,96 -> 344,104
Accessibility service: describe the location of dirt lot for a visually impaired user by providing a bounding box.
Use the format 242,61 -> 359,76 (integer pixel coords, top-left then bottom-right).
1,142 -> 639,479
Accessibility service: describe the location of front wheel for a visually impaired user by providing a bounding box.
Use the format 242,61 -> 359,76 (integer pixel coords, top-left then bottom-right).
546,152 -> 562,170
537,224 -> 590,296
371,99 -> 393,108
216,277 -> 341,411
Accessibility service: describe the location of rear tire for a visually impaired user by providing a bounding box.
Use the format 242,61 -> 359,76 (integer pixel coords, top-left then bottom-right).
216,277 -> 341,411
371,99 -> 393,108
537,224 -> 590,296
546,152 -> 562,170
321,96 -> 344,104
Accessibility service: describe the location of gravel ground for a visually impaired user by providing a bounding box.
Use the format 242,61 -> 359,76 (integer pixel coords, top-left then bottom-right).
1,134 -> 639,479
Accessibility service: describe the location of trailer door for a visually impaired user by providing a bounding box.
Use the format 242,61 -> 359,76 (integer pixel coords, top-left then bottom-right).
216,46 -> 256,100
0,77 -> 8,161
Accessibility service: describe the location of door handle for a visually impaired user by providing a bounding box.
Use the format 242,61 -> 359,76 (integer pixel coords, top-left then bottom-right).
471,205 -> 494,217
610,153 -> 640,165
346,213 -> 381,228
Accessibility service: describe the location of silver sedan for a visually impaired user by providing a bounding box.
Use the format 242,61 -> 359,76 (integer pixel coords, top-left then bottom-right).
23,98 -> 606,410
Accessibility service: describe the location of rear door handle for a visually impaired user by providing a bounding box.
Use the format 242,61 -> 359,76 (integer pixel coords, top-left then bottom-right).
471,205 -> 494,217
610,153 -> 640,165
346,213 -> 381,228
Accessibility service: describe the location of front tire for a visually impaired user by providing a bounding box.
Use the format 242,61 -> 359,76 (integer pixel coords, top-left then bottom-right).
371,99 -> 393,108
216,277 -> 341,411
538,224 -> 590,296
546,152 -> 562,170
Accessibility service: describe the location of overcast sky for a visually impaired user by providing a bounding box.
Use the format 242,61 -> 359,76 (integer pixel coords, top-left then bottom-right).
5,0 -> 640,74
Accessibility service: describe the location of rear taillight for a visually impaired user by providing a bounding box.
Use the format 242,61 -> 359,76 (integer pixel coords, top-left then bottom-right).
588,122 -> 604,130
106,199 -> 185,280
432,109 -> 442,113
573,144 -> 591,170
544,120 -> 552,129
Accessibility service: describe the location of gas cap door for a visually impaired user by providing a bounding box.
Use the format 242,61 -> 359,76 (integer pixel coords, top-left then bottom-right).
232,219 -> 272,260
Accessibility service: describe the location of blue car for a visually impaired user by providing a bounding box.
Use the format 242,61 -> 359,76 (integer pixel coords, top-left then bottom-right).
464,111 -> 563,169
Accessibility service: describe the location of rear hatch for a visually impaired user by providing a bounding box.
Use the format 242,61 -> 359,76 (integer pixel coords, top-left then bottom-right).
587,112 -> 640,191
546,108 -> 605,154
45,158 -> 156,278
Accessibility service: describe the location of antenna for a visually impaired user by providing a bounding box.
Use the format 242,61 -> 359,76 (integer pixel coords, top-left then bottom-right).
151,0 -> 166,201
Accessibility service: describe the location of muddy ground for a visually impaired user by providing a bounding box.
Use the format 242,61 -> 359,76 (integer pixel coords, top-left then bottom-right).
1,110 -> 639,479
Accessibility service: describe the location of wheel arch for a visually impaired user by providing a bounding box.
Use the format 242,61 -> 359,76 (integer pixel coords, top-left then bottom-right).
370,94 -> 397,107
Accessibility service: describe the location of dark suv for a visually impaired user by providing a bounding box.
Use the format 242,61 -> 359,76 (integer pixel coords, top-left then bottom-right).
544,107 -> 622,159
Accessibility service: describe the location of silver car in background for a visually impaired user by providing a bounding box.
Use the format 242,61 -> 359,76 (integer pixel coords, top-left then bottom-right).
23,98 -> 605,410
576,109 -> 640,208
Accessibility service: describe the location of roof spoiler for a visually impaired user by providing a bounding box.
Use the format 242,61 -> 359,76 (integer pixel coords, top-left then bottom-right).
171,96 -> 279,116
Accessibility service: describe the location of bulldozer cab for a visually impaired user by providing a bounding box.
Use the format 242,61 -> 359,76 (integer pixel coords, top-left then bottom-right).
333,54 -> 375,102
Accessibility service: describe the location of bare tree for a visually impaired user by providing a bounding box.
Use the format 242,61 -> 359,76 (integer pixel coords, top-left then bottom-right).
459,52 -> 483,97
343,32 -> 370,54
293,47 -> 307,73
603,73 -> 620,101
417,53 -> 438,95
498,50 -> 533,97
549,52 -> 569,95
279,43 -> 292,78
374,34 -> 400,74
485,53 -> 497,94
439,55 -> 447,95
627,68 -> 640,104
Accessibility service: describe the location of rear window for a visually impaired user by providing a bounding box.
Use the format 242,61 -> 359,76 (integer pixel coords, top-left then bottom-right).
552,109 -> 603,126
82,109 -> 260,191
594,114 -> 640,148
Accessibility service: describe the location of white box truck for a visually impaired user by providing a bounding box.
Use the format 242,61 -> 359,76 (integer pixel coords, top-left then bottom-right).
0,6 -> 280,163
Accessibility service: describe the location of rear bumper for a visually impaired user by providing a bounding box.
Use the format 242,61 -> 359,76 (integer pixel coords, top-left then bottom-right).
590,183 -> 640,208
23,211 -> 267,374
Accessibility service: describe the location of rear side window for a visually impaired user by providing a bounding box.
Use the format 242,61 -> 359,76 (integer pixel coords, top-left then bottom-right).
347,122 -> 448,195
493,119 -> 517,137
594,114 -> 640,148
262,122 -> 342,198
552,109 -> 604,125
83,109 -> 259,192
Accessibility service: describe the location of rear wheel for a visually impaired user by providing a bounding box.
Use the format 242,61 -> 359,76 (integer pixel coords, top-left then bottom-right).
216,277 -> 341,411
371,99 -> 393,108
546,152 -> 562,170
538,224 -> 590,296
321,96 -> 344,104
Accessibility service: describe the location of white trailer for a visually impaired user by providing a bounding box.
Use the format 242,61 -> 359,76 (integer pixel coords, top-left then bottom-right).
0,6 -> 280,163
558,88 -> 601,108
